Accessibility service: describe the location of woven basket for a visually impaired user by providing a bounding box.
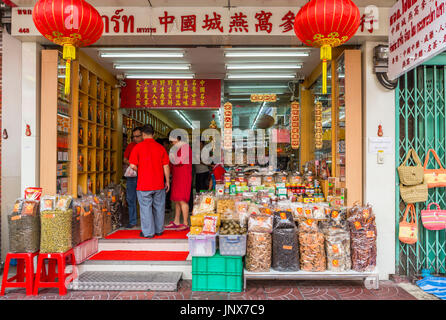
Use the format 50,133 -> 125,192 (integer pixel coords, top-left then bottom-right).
400,183 -> 428,204
398,149 -> 424,186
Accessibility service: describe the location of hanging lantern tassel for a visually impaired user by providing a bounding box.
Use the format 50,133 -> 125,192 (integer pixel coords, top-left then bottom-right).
63,44 -> 76,96
320,45 -> 332,95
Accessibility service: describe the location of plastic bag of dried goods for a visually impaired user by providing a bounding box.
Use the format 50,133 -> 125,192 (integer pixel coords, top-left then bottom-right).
246,232 -> 272,272
272,227 -> 299,271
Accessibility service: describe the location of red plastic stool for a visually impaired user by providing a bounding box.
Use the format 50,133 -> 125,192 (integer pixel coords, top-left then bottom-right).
33,249 -> 77,296
1,252 -> 46,296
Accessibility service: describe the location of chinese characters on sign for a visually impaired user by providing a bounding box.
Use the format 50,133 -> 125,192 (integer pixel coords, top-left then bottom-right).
388,0 -> 446,80
315,102 -> 323,150
120,79 -> 222,109
223,102 -> 233,150
12,6 -> 384,37
251,94 -> 277,102
291,102 -> 300,149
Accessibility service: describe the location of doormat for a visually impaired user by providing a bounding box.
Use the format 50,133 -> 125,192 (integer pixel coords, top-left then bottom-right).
105,229 -> 188,240
89,250 -> 189,261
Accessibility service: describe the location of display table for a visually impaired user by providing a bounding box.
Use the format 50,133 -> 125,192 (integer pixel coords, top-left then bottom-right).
244,268 -> 379,290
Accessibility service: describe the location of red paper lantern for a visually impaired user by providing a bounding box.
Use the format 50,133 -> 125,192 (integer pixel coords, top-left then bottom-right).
33,0 -> 104,95
294,0 -> 360,94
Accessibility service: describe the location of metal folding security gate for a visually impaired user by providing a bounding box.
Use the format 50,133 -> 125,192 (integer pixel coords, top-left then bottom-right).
395,54 -> 446,277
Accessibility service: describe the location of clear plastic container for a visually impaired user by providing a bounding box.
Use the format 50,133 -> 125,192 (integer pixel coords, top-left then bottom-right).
188,233 -> 217,257
219,234 -> 247,256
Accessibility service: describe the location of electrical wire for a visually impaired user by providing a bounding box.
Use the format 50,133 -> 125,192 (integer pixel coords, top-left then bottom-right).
377,72 -> 398,90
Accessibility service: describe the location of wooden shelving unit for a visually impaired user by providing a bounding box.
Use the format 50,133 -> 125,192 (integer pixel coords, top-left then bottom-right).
41,49 -> 120,197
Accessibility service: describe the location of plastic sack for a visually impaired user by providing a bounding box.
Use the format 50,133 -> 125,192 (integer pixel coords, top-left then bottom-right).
103,202 -> 112,238
320,207 -> 348,234
290,203 -> 305,221
241,203 -> 260,228
299,231 -> 326,272
40,195 -> 73,253
248,214 -> 273,233
124,166 -> 137,178
235,201 -> 249,222
325,231 -> 351,272
273,211 -> 295,230
8,199 -> 41,253
298,218 -> 319,233
80,199 -> 93,242
71,199 -> 82,247
312,203 -> 329,220
92,196 -> 105,238
217,196 -> 236,220
246,232 -> 272,272
194,192 -> 216,214
272,228 -> 299,271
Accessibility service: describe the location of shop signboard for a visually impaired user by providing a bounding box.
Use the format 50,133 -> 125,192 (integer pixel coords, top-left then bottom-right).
388,0 -> 446,80
12,6 -> 387,38
223,102 -> 233,150
120,79 -> 221,109
251,94 -> 277,102
290,102 -> 300,149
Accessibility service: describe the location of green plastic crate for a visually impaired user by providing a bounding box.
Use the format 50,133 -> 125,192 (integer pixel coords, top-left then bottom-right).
192,273 -> 243,292
192,250 -> 243,275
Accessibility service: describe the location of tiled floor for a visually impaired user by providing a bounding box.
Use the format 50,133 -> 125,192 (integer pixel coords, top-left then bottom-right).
0,279 -> 419,300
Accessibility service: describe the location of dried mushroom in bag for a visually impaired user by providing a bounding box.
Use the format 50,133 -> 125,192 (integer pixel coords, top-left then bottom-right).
273,211 -> 295,230
248,214 -> 273,233
246,232 -> 272,272
325,231 -> 351,272
272,228 -> 299,271
299,231 -> 326,272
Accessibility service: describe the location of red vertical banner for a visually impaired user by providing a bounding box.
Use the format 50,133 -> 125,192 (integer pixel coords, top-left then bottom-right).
290,102 -> 300,149
223,102 -> 232,150
315,102 -> 323,149
120,79 -> 221,109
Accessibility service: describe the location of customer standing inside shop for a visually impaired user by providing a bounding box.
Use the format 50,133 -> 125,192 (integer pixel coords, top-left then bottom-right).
194,141 -> 210,194
123,127 -> 143,228
129,125 -> 170,238
165,134 -> 192,231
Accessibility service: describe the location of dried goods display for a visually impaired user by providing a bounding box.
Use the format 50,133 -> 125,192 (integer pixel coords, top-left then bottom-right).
219,219 -> 247,235
298,218 -> 320,233
217,197 -> 236,220
194,192 -> 216,215
246,232 -> 272,272
40,195 -> 73,253
8,199 -> 40,253
299,231 -> 326,272
325,231 -> 351,272
71,199 -> 82,247
272,228 -> 299,271
92,197 -> 105,238
80,199 -> 94,242
273,211 -> 295,230
248,214 -> 273,233
202,216 -> 218,234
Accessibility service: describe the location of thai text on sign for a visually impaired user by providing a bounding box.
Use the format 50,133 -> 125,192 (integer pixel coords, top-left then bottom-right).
120,79 -> 221,108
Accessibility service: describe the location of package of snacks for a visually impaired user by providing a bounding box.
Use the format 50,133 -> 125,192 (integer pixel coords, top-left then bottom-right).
299,231 -> 326,272
195,192 -> 216,214
241,203 -> 260,228
102,201 -> 113,237
320,207 -> 348,233
303,205 -> 314,219
41,196 -> 56,212
217,196 -> 236,220
92,196 -> 105,238
202,215 -> 218,234
189,226 -> 203,235
290,202 -> 305,221
246,232 -> 272,272
259,204 -> 273,215
272,227 -> 299,271
40,195 -> 72,253
191,214 -> 205,227
325,231 -> 351,272
8,199 -> 41,253
312,203 -> 329,220
235,201 -> 249,221
298,218 -> 319,233
273,211 -> 295,230
248,214 -> 273,233
348,204 -> 377,272
80,199 -> 94,242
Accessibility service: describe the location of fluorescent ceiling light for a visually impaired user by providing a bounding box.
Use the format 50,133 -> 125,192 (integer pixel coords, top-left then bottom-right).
99,47 -> 184,51
125,74 -> 195,79
175,110 -> 195,129
228,85 -> 289,89
231,98 -> 280,101
114,64 -> 190,70
226,64 -> 302,70
227,74 -> 296,80
100,52 -> 184,58
225,52 -> 309,57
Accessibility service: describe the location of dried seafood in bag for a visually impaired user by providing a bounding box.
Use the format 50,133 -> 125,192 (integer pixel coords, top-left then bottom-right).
325,231 -> 351,272
248,214 -> 273,233
272,228 -> 299,271
299,231 -> 326,272
246,232 -> 272,272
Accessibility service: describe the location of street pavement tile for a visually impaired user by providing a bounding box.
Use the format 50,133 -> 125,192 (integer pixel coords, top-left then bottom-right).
229,283 -> 267,300
264,286 -> 304,300
113,291 -> 156,300
152,290 -> 192,300
298,287 -> 341,300
370,281 -> 416,300
335,286 -> 380,300
190,291 -> 230,300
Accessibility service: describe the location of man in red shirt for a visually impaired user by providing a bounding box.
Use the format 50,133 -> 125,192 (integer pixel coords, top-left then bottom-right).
123,127 -> 143,228
130,125 -> 170,238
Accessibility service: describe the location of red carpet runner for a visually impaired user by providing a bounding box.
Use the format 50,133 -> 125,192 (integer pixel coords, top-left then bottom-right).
105,229 -> 188,240
89,250 -> 189,261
